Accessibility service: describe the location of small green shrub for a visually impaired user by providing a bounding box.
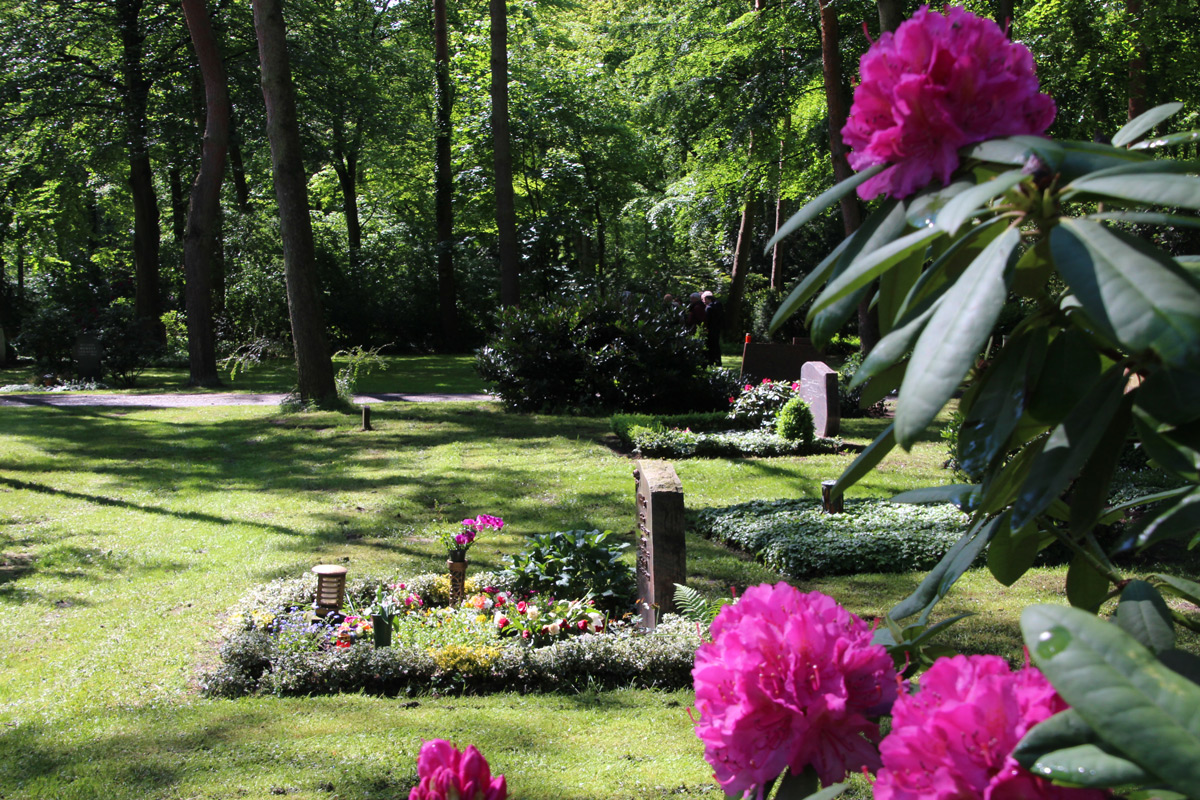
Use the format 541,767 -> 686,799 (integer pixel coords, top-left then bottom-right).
97,301 -> 163,387
728,378 -> 799,428
504,529 -> 637,615
690,498 -> 972,578
775,397 -> 815,445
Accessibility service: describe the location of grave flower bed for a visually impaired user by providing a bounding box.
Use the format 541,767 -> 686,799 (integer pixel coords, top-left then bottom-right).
203,571 -> 701,698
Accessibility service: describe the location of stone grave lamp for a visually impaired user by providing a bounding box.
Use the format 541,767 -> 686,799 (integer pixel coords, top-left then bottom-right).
312,564 -> 348,617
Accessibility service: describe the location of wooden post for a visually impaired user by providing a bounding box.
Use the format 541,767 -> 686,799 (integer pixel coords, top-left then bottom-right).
361,405 -> 372,431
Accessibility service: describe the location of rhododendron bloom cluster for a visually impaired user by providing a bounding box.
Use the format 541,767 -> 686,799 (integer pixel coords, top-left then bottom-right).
874,654 -> 1112,800
842,5 -> 1056,200
409,739 -> 507,800
692,583 -> 897,798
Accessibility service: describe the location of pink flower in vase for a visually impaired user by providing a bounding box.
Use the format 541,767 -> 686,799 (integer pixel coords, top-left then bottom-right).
409,739 -> 507,800
874,655 -> 1112,800
692,583 -> 897,799
842,5 -> 1056,200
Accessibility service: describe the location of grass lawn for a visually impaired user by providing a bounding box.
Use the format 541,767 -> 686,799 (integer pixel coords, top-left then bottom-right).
0,399 -> 1191,799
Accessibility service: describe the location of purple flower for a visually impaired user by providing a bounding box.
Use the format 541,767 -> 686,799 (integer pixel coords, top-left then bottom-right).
454,533 -> 469,546
409,739 -> 507,800
842,5 -> 1056,199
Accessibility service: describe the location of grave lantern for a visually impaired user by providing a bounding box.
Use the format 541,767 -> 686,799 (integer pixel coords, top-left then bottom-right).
312,564 -> 348,616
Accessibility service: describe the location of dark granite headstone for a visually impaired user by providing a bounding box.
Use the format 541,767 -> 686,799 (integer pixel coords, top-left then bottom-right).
798,361 -> 839,438
739,337 -> 823,382
72,334 -> 103,380
633,460 -> 686,630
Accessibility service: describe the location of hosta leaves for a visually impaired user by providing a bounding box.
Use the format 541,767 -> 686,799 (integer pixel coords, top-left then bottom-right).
894,227 -> 1019,447
1113,103 -> 1186,148
764,165 -> 885,253
1022,605 -> 1200,795
1051,220 -> 1200,368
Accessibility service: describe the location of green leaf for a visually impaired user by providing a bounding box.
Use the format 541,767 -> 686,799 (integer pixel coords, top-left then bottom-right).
1068,394 -> 1133,539
959,135 -> 1053,166
889,515 -> 999,622
977,437 -> 1046,516
958,329 -> 1046,478
935,170 -> 1025,235
1056,139 -> 1153,179
877,240 -> 929,335
1132,412 -> 1200,483
1152,573 -> 1200,607
830,424 -> 895,497
890,484 -> 978,510
810,226 -> 943,317
905,180 -> 974,227
1025,743 -> 1155,787
805,201 -> 906,328
894,227 -> 1020,447
987,520 -> 1043,587
1026,327 -> 1103,426
1136,368 -> 1200,425
851,296 -> 941,390
1022,604 -> 1200,794
857,359 -> 907,408
1011,236 -> 1055,298
1113,103 -> 1186,148
1051,220 -> 1200,368
895,217 -> 1008,319
1014,708 -> 1101,758
1065,174 -> 1200,210
1129,129 -> 1200,152
1087,211 -> 1200,230
1117,580 -> 1176,654
769,237 -> 854,335
1066,554 -> 1111,612
1130,487 -> 1200,550
811,284 -> 873,346
1011,367 -> 1128,530
764,165 -> 885,253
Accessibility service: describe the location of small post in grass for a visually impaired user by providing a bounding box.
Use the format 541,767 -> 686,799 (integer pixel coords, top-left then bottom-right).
821,480 -> 844,515
361,405 -> 372,431
312,564 -> 348,616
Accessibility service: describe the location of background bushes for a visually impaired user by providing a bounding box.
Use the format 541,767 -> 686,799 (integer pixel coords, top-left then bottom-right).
476,295 -> 738,414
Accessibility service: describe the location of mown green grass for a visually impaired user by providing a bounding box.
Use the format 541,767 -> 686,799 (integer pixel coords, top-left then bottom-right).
0,400 -> 1189,799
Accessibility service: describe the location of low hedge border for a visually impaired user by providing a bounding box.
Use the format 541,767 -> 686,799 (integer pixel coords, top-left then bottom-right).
612,414 -> 841,458
202,571 -> 701,698
690,498 -> 972,578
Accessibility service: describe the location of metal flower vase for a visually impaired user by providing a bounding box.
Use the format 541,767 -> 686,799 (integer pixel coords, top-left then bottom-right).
447,552 -> 467,605
371,615 -> 392,648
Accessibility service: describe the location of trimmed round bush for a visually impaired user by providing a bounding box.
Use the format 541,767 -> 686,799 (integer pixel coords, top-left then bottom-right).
775,397 -> 815,445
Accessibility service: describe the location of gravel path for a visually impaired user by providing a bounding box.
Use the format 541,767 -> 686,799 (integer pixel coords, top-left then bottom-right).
0,392 -> 493,408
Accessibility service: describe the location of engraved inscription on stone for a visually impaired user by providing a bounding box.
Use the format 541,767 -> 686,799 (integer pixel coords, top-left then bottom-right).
633,460 -> 686,630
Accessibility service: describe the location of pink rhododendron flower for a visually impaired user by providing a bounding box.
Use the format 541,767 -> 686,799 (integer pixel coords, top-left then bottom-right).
692,583 -> 897,799
874,655 -> 1112,800
409,739 -> 507,800
842,5 -> 1056,200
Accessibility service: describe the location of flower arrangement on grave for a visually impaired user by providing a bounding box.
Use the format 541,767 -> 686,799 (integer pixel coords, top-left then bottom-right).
739,1 -> 1200,797
439,514 -> 504,561
490,590 -> 606,645
727,377 -> 803,429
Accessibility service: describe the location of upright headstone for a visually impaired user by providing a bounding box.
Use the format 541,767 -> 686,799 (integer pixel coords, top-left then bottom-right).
799,360 -> 840,438
633,460 -> 686,630
72,334 -> 104,381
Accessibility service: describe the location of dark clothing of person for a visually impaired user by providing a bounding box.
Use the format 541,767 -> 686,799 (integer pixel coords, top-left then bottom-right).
703,300 -> 724,365
685,300 -> 706,332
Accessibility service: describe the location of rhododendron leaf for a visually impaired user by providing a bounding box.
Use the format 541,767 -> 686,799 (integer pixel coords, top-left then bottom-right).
850,296 -> 942,390
810,227 -> 943,317
1127,487 -> 1200,551
1129,128 -> 1200,152
811,285 -> 872,346
1113,102 -> 1186,148
905,180 -> 974,227
1014,708 -> 1099,757
830,423 -> 894,497
1027,743 -> 1155,787
1068,392 -> 1134,539
935,170 -> 1025,236
889,484 -> 978,511
1012,236 -> 1055,298
764,165 -> 885,253
769,237 -> 854,335
1066,173 -> 1200,211
1131,412 -> 1200,483
1116,580 -> 1176,655
1087,211 -> 1200,230
1022,604 -> 1200,794
1066,555 -> 1111,612
1135,367 -> 1200,425
895,217 -> 1008,319
890,515 -> 999,622
960,135 -> 1059,167
978,437 -> 1046,515
1056,139 -> 1152,180
775,773 -> 846,800
895,227 -> 1019,447
1026,327 -> 1103,426
1151,573 -> 1200,608
857,359 -> 907,408
877,240 -> 928,335
958,328 -> 1046,478
805,201 -> 906,327
987,520 -> 1043,587
1012,367 -> 1128,530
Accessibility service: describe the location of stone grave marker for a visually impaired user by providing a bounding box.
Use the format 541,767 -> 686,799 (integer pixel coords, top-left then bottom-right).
798,360 -> 840,438
72,334 -> 103,381
633,460 -> 686,630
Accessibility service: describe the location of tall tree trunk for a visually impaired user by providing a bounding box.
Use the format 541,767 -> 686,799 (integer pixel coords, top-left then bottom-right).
877,0 -> 904,35
726,196 -> 757,338
433,0 -> 458,346
252,0 -> 336,404
182,0 -> 228,387
118,0 -> 162,339
169,166 -> 187,242
331,119 -> 361,266
490,0 -> 520,308
1127,0 -> 1147,120
770,116 -> 789,291
820,0 -> 880,353
994,0 -> 1015,34
228,117 -> 252,213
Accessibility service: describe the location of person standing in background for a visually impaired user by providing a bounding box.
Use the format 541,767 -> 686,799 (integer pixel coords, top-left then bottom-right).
701,290 -> 723,365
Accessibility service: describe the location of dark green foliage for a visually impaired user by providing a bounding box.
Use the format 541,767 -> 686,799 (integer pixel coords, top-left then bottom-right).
504,529 -> 637,615
13,305 -> 76,372
623,425 -> 841,459
610,411 -> 745,446
475,295 -> 729,414
691,498 -> 972,578
96,303 -> 162,387
775,397 -> 814,444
